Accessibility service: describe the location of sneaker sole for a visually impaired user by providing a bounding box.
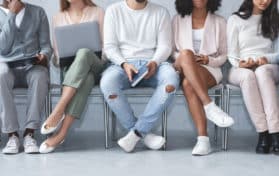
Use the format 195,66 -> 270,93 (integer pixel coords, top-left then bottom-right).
117,140 -> 134,153
2,150 -> 19,154
144,139 -> 166,150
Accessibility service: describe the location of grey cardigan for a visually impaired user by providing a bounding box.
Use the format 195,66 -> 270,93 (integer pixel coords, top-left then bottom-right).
0,3 -> 52,62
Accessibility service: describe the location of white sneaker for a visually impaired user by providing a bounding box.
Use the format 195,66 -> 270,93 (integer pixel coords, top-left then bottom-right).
117,130 -> 141,153
2,135 -> 20,154
143,133 -> 166,150
192,136 -> 211,156
204,102 -> 234,127
23,134 -> 39,154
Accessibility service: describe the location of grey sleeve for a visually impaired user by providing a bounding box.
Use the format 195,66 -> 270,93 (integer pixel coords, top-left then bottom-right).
0,12 -> 17,55
38,9 -> 52,60
265,39 -> 279,64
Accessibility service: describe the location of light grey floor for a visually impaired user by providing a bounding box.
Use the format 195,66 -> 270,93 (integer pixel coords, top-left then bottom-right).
0,130 -> 278,176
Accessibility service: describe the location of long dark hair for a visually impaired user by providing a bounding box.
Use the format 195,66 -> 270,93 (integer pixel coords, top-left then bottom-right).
234,0 -> 279,41
175,0 -> 221,17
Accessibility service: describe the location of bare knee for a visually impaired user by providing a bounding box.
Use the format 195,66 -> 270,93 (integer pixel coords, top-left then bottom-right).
108,94 -> 118,99
180,49 -> 194,57
177,50 -> 195,66
165,85 -> 176,93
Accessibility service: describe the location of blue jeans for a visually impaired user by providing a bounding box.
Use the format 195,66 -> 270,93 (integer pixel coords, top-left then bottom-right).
100,60 -> 180,135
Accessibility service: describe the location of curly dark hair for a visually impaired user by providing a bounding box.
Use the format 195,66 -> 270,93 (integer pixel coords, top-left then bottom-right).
234,0 -> 279,41
175,0 -> 222,17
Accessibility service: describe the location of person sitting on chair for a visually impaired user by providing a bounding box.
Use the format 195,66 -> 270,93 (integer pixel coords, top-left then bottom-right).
100,0 -> 180,153
0,0 -> 52,154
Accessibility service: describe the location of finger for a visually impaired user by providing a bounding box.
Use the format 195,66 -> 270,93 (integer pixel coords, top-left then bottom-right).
131,66 -> 138,74
144,72 -> 151,79
127,70 -> 133,82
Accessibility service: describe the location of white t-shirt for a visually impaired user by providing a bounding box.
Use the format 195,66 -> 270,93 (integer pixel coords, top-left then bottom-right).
104,1 -> 172,65
192,28 -> 204,54
0,6 -> 9,14
16,7 -> 25,28
0,6 -> 25,28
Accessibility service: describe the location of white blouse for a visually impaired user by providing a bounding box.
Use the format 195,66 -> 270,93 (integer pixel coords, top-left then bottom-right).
227,14 -> 279,67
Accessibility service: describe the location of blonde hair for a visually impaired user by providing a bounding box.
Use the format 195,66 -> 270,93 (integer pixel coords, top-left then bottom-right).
60,0 -> 95,11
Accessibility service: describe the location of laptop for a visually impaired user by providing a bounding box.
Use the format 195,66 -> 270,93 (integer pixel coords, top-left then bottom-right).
54,21 -> 102,66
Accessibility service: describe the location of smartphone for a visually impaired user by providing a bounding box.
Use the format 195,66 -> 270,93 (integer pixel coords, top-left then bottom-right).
131,63 -> 149,87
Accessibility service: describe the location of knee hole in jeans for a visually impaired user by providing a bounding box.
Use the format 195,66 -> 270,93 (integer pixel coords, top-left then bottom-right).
165,85 -> 175,93
108,94 -> 118,99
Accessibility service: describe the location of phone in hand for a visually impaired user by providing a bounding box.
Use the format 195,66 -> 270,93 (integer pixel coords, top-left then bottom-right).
131,63 -> 148,87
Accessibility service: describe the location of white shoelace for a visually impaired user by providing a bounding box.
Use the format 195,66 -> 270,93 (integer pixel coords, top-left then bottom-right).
6,137 -> 18,148
24,136 -> 37,147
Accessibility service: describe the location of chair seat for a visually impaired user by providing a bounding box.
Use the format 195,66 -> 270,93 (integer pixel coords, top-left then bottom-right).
49,84 -> 103,96
226,84 -> 241,90
176,83 -> 224,96
49,83 -> 225,97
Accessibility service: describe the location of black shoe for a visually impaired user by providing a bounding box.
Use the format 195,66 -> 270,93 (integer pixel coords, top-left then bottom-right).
256,131 -> 271,154
271,132 -> 279,155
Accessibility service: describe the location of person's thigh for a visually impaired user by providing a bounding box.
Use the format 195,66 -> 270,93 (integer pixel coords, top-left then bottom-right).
142,62 -> 180,90
26,65 -> 49,86
100,65 -> 131,94
228,67 -> 255,86
255,64 -> 279,83
196,64 -> 217,89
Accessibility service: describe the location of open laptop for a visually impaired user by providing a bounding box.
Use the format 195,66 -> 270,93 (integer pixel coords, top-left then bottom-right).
54,21 -> 102,66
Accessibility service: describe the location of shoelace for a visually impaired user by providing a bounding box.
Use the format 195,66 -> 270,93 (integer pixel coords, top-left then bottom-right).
7,137 -> 18,147
24,136 -> 37,147
210,105 -> 227,123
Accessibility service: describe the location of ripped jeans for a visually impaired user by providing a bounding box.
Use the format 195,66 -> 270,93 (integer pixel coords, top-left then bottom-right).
100,60 -> 180,136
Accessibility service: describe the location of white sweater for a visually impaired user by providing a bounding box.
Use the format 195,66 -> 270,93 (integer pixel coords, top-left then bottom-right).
227,14 -> 279,67
103,1 -> 172,66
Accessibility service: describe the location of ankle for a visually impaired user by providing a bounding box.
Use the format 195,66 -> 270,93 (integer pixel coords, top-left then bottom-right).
203,99 -> 213,106
197,136 -> 209,141
134,130 -> 142,138
259,131 -> 269,136
8,132 -> 19,138
23,128 -> 35,137
203,101 -> 215,110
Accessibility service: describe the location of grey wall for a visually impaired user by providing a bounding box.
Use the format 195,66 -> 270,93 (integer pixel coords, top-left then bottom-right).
12,0 -> 278,134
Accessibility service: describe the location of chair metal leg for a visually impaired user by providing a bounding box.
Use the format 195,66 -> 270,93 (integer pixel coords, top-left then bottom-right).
45,93 -> 50,118
104,100 -> 109,149
49,89 -> 53,115
111,112 -> 117,141
213,89 -> 222,144
223,88 -> 231,151
162,110 -> 167,150
223,128 -> 229,151
214,125 -> 218,144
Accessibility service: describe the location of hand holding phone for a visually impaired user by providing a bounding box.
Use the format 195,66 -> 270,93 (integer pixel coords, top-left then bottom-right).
131,63 -> 148,87
122,63 -> 138,82
144,61 -> 157,79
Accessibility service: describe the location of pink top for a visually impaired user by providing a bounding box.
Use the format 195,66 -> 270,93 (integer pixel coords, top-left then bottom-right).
172,13 -> 227,68
52,6 -> 105,65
